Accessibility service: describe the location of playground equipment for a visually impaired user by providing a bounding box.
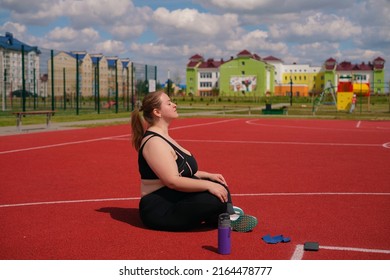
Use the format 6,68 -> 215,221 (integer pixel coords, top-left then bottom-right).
313,74 -> 371,114
312,81 -> 337,114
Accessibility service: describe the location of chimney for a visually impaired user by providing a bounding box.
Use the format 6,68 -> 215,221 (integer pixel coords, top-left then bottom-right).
5,32 -> 13,45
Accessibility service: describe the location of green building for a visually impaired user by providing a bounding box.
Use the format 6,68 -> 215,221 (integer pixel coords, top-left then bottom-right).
219,50 -> 274,98
186,50 -> 274,98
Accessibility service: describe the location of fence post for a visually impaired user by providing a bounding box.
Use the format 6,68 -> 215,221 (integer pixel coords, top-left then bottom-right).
63,68 -> 66,110
51,49 -> 55,111
22,45 -> 26,112
76,53 -> 79,115
131,63 -> 134,111
115,59 -> 118,113
2,69 -> 6,111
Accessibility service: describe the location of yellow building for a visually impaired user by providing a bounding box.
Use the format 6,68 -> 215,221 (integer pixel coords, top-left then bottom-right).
90,54 -> 109,98
48,52 -> 132,98
48,51 -> 94,98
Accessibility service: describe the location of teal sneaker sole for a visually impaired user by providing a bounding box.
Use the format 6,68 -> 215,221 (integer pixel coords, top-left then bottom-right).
233,206 -> 244,216
231,215 -> 258,232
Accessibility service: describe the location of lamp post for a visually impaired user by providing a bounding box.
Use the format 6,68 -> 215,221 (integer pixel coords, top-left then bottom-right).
290,74 -> 293,106
167,69 -> 171,96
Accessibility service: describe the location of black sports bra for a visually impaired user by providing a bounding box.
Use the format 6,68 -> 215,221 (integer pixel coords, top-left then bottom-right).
138,131 -> 198,179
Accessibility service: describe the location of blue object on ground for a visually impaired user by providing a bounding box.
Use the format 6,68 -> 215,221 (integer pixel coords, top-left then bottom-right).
262,234 -> 291,244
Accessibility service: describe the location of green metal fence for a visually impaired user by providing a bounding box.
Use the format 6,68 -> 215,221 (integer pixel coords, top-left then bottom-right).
1,46 -> 157,114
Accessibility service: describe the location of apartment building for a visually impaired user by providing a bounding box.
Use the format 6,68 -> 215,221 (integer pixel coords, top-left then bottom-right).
0,32 -> 40,95
1,32 -> 139,100
48,52 -> 130,98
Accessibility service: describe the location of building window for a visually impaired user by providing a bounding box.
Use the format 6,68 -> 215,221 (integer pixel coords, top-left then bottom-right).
200,72 -> 212,79
200,82 -> 212,88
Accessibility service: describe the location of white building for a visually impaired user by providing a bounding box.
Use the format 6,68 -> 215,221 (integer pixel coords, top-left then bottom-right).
0,32 -> 41,95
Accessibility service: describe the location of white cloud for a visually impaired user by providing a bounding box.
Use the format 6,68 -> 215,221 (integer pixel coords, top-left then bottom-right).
196,0 -> 354,14
94,40 -> 127,56
269,13 -> 361,43
0,0 -> 389,82
35,27 -> 100,51
151,8 -> 240,45
0,0 -> 64,24
0,21 -> 27,37
225,29 -> 288,57
46,27 -> 99,42
65,0 -> 134,27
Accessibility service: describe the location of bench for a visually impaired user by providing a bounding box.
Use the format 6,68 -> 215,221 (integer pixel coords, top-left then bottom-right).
262,107 -> 288,115
12,111 -> 56,131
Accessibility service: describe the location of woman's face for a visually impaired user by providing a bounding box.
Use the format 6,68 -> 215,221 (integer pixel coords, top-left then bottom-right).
155,93 -> 178,120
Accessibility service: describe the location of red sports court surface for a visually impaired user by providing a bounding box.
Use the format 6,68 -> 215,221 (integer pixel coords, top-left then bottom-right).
0,118 -> 389,260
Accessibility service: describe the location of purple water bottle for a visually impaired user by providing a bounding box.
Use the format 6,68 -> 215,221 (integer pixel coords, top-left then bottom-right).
218,213 -> 231,255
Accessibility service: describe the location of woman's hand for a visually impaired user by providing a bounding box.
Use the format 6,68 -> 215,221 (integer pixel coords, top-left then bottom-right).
207,173 -> 228,187
207,182 -> 229,203
196,171 -> 228,187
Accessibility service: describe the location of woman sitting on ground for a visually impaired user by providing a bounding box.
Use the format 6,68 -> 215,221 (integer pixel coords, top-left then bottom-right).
130,90 -> 257,232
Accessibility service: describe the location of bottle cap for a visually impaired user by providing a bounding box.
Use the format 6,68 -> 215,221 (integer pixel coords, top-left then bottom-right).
218,213 -> 231,228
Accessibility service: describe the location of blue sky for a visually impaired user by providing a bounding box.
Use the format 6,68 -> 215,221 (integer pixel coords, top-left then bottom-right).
1,0 -> 389,84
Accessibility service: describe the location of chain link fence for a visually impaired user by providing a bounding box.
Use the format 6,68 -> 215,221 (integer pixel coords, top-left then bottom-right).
1,45 -> 157,114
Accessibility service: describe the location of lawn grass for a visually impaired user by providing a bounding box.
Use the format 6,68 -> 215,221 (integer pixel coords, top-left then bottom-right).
1,96 -> 389,127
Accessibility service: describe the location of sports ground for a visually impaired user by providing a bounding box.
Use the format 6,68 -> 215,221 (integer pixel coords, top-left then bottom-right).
0,117 -> 389,260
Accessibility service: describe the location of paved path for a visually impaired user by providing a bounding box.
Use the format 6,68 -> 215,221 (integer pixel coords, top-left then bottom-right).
0,118 -> 130,136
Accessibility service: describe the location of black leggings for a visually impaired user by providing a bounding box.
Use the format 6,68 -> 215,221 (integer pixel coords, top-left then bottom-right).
139,183 -> 234,231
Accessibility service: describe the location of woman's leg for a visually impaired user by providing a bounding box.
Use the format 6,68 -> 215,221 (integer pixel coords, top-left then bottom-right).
139,187 -> 227,231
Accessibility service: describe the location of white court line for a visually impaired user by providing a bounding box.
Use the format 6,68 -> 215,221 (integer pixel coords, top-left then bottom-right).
170,119 -> 239,130
233,192 -> 390,197
383,142 -> 390,149
2,137 -> 382,155
0,197 -> 139,208
246,119 -> 390,132
0,119 -> 238,155
178,139 -> 384,148
0,134 -> 130,155
291,244 -> 390,260
291,245 -> 305,260
1,192 -> 389,208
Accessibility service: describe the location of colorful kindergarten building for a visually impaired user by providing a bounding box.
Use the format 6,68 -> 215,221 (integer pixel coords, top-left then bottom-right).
186,50 -> 386,98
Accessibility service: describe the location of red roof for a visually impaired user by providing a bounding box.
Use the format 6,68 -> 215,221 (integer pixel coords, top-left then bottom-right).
357,62 -> 372,71
237,49 -> 252,57
189,54 -> 204,61
324,58 -> 337,70
263,55 -> 282,62
187,61 -> 200,68
373,57 -> 385,69
252,53 -> 261,60
336,60 -> 373,71
198,58 -> 223,69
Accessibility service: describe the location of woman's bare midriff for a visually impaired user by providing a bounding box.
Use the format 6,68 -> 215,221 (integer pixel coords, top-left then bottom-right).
141,179 -> 165,196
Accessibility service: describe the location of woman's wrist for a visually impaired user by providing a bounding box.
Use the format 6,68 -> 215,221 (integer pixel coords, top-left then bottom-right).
195,171 -> 207,179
